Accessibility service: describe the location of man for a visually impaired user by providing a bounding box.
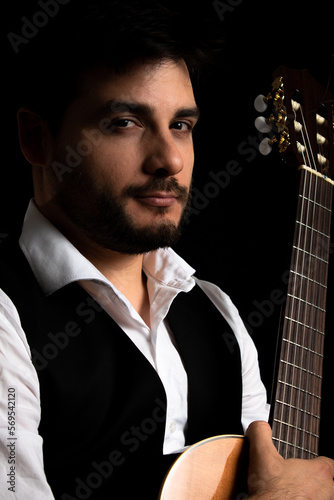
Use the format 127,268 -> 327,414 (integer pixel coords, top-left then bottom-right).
1,1 -> 333,498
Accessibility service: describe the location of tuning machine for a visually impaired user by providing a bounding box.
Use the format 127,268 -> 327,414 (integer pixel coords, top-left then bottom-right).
254,94 -> 268,113
254,76 -> 291,156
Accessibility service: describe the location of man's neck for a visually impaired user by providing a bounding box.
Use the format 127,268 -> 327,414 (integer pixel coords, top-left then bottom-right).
88,249 -> 151,328
36,201 -> 151,327
74,241 -> 151,328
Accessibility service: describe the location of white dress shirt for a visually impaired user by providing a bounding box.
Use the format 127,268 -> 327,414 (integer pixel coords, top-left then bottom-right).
0,200 -> 269,498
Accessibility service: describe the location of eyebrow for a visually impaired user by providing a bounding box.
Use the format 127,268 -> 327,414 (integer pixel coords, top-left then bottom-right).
96,99 -> 200,121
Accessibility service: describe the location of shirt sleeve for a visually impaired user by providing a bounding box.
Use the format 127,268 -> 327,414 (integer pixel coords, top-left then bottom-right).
0,289 -> 55,499
194,278 -> 270,433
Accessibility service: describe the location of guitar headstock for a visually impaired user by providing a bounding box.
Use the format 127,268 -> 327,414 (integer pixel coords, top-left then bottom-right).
254,66 -> 333,180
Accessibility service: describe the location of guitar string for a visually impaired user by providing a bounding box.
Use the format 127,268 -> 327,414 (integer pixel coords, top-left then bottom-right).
310,112 -> 332,454
309,171 -> 329,455
276,106 -> 307,457
298,104 -> 321,457
285,106 -> 308,457
286,186 -> 301,457
297,101 -> 330,457
294,168 -> 309,457
297,168 -> 312,457
290,104 -> 319,457
304,170 -> 317,457
293,105 -> 304,457
307,103 -> 332,455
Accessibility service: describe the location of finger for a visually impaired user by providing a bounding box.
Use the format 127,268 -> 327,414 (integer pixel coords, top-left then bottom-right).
246,420 -> 275,456
246,421 -> 283,482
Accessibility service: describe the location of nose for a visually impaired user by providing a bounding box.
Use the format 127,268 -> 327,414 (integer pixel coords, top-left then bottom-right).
143,131 -> 184,177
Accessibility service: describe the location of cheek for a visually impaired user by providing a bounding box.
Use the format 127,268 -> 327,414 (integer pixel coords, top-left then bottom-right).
85,143 -> 141,191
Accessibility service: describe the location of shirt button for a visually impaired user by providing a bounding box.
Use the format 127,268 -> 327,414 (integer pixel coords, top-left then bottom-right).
169,421 -> 176,434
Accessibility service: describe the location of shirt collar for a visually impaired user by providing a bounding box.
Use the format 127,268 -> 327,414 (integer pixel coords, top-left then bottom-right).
19,200 -> 196,296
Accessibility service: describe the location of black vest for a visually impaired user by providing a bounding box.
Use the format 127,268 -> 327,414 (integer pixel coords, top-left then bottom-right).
0,236 -> 243,499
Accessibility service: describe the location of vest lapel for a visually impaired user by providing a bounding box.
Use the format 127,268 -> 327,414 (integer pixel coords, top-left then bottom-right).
167,286 -> 243,444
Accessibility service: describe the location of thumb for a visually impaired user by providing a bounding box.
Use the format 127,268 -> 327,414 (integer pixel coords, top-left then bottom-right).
246,421 -> 284,493
246,420 -> 275,457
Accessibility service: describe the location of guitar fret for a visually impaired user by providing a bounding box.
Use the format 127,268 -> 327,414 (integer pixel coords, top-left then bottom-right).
298,194 -> 332,212
282,339 -> 323,358
276,399 -> 321,419
287,293 -> 326,312
297,205 -> 332,236
274,394 -> 321,444
284,316 -> 325,335
292,246 -> 329,264
277,379 -> 322,399
296,220 -> 330,240
280,360 -> 322,379
273,418 -> 320,438
290,270 -> 327,289
272,437 -> 318,457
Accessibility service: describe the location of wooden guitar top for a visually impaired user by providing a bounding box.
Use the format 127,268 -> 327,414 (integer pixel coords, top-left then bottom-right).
159,435 -> 248,500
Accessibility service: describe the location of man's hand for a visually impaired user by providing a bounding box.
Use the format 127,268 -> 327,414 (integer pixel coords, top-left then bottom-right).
246,421 -> 334,500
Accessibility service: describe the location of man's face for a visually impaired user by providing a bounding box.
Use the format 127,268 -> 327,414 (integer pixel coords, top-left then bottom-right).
44,59 -> 199,254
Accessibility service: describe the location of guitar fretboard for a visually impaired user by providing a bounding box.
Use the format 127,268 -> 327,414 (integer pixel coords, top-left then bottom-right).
271,166 -> 333,459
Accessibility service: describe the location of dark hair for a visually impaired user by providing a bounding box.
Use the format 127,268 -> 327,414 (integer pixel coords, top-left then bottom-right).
11,0 -> 220,133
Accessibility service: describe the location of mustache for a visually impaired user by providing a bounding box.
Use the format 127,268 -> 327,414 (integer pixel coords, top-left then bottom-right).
123,178 -> 189,202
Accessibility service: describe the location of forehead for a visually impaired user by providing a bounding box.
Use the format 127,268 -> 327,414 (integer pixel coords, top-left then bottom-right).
76,59 -> 197,118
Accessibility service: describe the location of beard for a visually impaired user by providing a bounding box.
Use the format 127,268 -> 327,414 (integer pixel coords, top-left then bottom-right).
51,165 -> 191,255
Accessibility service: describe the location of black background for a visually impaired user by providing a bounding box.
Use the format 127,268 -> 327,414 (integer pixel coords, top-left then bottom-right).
3,0 -> 333,458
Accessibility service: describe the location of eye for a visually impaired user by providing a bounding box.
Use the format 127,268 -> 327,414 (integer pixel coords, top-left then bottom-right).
112,118 -> 136,129
171,121 -> 194,133
102,117 -> 140,134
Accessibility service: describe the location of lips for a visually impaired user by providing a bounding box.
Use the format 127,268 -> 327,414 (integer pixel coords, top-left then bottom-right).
124,178 -> 189,208
135,192 -> 178,207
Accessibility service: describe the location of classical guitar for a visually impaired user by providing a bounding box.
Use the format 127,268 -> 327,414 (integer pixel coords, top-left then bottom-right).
159,67 -> 333,499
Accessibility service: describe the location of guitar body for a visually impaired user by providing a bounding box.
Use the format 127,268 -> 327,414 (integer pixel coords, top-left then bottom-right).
159,435 -> 248,500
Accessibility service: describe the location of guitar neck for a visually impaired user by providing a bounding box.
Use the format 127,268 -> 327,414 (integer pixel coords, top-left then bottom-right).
271,166 -> 333,459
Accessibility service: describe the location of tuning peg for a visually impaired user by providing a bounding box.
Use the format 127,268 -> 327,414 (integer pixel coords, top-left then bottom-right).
255,116 -> 272,133
259,137 -> 274,156
254,94 -> 268,112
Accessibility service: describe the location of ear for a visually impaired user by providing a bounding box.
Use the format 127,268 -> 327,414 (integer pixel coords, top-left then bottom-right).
17,107 -> 52,167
